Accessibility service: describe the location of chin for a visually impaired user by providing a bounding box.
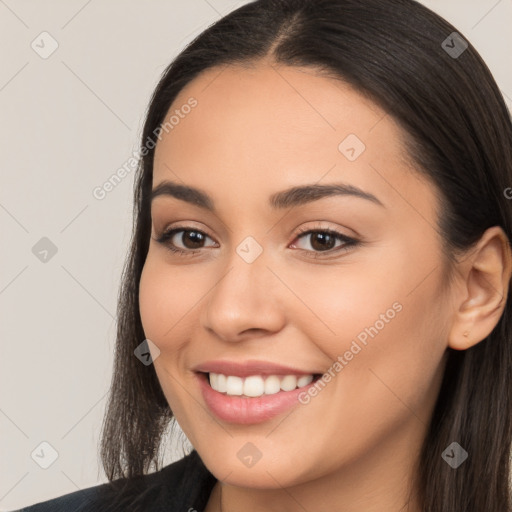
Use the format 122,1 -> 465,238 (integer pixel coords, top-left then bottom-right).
197,444 -> 316,490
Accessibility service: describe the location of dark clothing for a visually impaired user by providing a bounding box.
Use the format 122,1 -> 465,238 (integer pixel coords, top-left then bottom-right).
9,449 -> 217,512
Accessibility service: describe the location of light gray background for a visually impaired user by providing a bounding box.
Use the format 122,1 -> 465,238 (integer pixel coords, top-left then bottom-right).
1,0 -> 511,509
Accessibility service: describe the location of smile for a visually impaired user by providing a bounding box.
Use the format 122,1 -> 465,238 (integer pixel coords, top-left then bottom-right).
208,372 -> 317,397
196,371 -> 322,424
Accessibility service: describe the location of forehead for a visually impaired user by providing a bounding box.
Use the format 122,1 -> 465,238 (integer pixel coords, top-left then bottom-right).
152,62 -> 436,220
155,62 -> 393,169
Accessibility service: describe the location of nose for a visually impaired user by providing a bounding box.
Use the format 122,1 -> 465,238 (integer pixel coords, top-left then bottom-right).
200,246 -> 286,343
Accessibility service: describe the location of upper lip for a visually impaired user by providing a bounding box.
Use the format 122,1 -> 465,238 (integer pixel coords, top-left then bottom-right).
193,359 -> 320,378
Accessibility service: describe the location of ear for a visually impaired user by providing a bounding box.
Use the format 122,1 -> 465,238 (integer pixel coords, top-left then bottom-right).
448,226 -> 512,350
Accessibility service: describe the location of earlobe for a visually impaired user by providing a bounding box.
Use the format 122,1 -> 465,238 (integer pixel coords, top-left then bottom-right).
447,226 -> 512,351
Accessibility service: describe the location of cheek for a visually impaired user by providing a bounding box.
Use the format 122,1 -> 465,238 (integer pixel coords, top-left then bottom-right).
287,245 -> 449,413
291,279 -> 447,470
138,255 -> 202,344
138,258 -> 195,416
337,271 -> 449,430
138,259 -> 165,342
301,238 -> 448,361
282,261 -> 404,359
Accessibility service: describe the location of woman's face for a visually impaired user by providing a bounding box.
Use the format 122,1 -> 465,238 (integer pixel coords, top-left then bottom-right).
139,62 -> 453,494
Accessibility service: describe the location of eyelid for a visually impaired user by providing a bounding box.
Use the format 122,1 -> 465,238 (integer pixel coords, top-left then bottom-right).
154,223 -> 217,246
153,220 -> 213,239
154,221 -> 360,259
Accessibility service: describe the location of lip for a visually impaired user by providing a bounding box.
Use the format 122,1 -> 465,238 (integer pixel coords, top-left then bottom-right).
192,359 -> 318,378
196,371 -> 320,425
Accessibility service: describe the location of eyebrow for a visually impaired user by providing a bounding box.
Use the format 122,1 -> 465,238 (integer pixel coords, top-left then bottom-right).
150,180 -> 384,211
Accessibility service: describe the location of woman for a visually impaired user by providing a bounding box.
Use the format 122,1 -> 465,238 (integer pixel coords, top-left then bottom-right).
13,0 -> 512,510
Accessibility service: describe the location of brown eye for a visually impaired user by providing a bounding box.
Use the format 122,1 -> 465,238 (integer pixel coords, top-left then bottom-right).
155,227 -> 217,256
292,229 -> 358,255
304,232 -> 338,251
174,230 -> 207,249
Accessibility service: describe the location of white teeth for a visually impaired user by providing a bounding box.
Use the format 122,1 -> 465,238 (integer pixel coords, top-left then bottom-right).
297,374 -> 314,387
209,372 -> 218,389
264,375 -> 281,395
208,373 -> 315,397
280,375 -> 297,391
217,373 -> 227,393
225,375 -> 243,395
243,375 -> 265,397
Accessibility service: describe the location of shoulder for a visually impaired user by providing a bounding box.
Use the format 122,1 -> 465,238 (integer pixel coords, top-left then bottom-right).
9,449 -> 216,512
7,482 -> 104,512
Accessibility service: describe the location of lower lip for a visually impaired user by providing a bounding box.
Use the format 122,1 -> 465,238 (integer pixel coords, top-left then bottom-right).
196,372 -> 318,424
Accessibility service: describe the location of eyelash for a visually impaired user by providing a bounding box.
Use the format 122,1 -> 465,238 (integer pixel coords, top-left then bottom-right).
153,224 -> 360,259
